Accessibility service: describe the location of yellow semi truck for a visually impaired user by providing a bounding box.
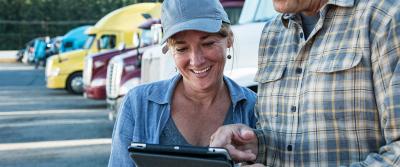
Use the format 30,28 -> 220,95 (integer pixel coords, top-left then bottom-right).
46,3 -> 161,94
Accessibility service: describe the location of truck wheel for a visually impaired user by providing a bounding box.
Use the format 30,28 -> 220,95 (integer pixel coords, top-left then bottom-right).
66,72 -> 84,94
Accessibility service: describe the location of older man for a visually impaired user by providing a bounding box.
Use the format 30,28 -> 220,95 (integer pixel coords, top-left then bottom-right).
210,0 -> 400,166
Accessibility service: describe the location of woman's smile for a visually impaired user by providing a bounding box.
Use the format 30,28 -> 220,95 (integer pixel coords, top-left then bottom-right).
191,66 -> 211,77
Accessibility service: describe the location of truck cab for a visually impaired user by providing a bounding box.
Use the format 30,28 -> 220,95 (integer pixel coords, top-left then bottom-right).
82,46 -> 136,99
82,19 -> 160,100
60,25 -> 91,53
45,3 -> 161,94
225,0 -> 278,92
105,21 -> 160,112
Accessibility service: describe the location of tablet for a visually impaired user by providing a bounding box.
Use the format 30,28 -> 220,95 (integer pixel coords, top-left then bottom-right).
128,143 -> 235,167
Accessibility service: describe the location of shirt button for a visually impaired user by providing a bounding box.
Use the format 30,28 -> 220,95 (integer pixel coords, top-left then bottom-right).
291,106 -> 297,112
287,144 -> 293,151
299,33 -> 304,38
295,67 -> 302,74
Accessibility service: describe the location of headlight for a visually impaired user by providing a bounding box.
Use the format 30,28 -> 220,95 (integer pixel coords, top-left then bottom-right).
45,58 -> 54,77
47,68 -> 60,77
94,60 -> 105,68
90,78 -> 106,87
124,65 -> 136,72
120,77 -> 140,95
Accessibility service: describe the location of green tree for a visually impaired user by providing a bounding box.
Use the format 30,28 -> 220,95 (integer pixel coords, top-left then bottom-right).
0,0 -> 161,50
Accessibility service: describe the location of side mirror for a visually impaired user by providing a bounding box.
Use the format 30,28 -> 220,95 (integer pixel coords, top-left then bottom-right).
132,33 -> 141,48
135,55 -> 142,68
151,24 -> 162,45
96,39 -> 101,51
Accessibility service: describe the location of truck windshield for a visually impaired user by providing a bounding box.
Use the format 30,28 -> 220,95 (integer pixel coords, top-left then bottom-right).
83,35 -> 95,49
99,35 -> 116,49
238,0 -> 277,24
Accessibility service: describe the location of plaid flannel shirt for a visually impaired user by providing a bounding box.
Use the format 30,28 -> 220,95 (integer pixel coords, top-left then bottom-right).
254,0 -> 400,166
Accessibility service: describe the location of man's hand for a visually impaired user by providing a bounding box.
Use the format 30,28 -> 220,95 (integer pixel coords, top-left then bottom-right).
210,124 -> 258,163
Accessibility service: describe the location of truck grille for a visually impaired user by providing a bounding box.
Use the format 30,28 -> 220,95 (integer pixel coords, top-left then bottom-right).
106,60 -> 123,98
83,57 -> 93,87
141,55 -> 160,84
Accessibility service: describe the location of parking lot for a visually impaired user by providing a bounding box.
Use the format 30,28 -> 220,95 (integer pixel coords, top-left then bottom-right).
0,63 -> 113,167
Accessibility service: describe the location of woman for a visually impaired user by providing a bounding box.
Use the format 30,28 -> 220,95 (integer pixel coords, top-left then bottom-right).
108,0 -> 257,166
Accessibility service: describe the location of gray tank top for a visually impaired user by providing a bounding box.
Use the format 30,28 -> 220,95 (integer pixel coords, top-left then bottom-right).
159,104 -> 234,146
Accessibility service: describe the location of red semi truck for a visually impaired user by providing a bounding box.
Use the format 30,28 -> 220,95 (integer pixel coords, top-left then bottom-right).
83,19 -> 159,100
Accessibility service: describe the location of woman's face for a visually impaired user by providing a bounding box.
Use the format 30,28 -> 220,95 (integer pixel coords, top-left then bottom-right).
171,30 -> 230,91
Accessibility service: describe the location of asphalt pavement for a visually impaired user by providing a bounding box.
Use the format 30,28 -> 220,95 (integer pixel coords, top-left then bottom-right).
0,63 -> 114,167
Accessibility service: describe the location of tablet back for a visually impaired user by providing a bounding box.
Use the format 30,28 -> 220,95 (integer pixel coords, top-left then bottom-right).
129,143 -> 234,167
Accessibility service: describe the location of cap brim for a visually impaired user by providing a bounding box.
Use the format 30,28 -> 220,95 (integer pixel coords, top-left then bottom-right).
161,18 -> 222,54
162,44 -> 169,54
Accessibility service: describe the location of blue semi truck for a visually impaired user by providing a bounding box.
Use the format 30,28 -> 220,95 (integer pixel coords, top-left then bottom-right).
32,25 -> 92,68
59,25 -> 91,53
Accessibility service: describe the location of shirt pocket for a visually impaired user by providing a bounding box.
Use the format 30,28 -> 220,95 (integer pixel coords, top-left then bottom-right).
308,50 -> 362,73
254,61 -> 287,121
255,62 -> 286,83
307,50 -> 364,122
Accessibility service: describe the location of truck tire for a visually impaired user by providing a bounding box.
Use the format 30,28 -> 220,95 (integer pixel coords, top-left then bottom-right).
66,72 -> 84,94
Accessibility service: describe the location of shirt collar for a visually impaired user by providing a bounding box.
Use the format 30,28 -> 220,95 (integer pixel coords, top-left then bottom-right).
148,74 -> 181,104
280,0 -> 356,28
148,74 -> 248,105
326,0 -> 355,7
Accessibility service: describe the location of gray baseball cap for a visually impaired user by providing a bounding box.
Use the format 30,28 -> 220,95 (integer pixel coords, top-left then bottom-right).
160,0 -> 230,49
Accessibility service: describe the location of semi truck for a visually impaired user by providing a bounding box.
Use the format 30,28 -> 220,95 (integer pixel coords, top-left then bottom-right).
45,3 -> 161,94
59,25 -> 92,53
83,19 -> 159,100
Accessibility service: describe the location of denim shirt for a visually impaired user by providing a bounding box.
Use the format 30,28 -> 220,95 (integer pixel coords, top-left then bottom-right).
108,75 -> 257,167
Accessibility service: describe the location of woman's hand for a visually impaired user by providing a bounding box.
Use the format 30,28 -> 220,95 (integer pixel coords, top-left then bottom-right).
210,124 -> 258,163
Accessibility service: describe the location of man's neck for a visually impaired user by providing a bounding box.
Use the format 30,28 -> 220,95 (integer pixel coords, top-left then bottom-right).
301,0 -> 328,16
